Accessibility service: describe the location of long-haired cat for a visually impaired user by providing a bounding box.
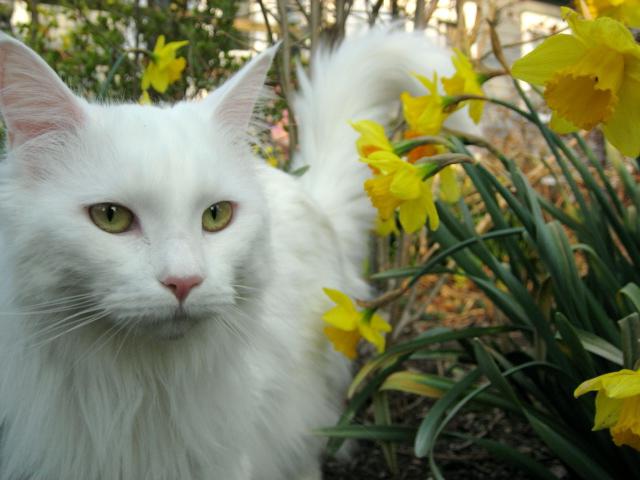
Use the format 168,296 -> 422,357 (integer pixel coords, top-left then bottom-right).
0,28 -> 454,479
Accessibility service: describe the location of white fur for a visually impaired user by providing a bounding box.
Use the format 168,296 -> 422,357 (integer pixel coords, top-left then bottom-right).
0,29 -> 454,479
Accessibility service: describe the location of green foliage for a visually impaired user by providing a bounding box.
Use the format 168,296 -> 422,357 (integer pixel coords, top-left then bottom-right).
14,0 -> 244,101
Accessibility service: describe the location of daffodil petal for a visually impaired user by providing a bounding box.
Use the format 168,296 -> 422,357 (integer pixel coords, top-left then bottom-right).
323,288 -> 356,311
601,371 -> 640,398
439,166 -> 460,203
358,323 -> 386,353
150,67 -> 169,93
610,396 -> 640,450
362,151 -> 404,175
370,314 -> 392,333
511,34 -> 586,85
390,166 -> 422,200
324,326 -> 360,359
322,306 -> 358,331
564,7 -> 640,57
398,197 -> 427,233
603,76 -> 640,157
351,119 -> 393,156
593,390 -> 623,430
375,215 -> 398,236
167,57 -> 187,83
442,75 -> 465,96
154,35 -> 166,53
422,180 -> 439,230
575,369 -> 639,397
139,90 -> 151,105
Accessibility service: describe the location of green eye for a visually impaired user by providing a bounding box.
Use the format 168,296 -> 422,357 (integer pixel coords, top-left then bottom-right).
89,203 -> 134,234
202,201 -> 233,232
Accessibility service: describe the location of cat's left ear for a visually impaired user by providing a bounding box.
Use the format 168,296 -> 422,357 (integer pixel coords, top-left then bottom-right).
206,44 -> 279,132
0,33 -> 85,149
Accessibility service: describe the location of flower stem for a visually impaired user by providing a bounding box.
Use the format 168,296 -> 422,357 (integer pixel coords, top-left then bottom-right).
98,48 -> 155,101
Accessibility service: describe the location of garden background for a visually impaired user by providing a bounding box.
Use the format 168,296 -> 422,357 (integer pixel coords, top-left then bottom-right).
3,0 -> 640,478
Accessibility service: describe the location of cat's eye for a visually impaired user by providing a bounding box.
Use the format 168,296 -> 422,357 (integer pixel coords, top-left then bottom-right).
202,201 -> 233,232
89,203 -> 134,234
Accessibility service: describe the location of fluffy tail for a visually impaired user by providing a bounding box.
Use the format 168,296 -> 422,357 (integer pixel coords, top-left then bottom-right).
293,28 -> 462,272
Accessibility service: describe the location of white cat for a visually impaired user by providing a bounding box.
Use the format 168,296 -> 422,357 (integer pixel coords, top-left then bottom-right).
0,29 -> 454,479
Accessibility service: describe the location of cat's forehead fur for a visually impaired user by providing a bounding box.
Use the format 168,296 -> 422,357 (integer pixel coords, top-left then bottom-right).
70,102 -> 264,210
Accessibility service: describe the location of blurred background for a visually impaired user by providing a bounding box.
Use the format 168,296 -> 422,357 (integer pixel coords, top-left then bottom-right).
0,0 -> 569,156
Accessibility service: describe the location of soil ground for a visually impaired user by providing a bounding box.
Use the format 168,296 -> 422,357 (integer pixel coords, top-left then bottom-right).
322,406 -> 568,479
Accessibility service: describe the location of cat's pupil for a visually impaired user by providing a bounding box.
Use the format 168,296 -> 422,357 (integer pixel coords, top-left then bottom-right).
210,205 -> 218,220
106,205 -> 116,222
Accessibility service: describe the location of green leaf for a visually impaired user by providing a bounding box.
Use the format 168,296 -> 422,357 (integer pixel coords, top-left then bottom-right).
444,432 -> 559,480
328,355 -> 409,454
414,369 -> 482,457
316,424 -> 415,442
619,313 -> 640,370
569,327 -> 623,365
349,326 -> 518,398
373,392 -> 398,475
472,339 -> 520,406
370,228 -> 524,283
524,411 -> 614,480
555,312 -> 596,378
289,165 -> 310,177
619,283 -> 640,314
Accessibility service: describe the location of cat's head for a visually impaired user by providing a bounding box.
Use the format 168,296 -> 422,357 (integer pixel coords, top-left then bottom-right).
0,34 -> 277,340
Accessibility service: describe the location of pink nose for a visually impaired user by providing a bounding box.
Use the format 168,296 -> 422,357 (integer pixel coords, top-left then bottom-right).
161,275 -> 203,302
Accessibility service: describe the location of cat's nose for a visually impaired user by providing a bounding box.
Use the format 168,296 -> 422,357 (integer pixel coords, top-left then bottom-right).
161,275 -> 203,302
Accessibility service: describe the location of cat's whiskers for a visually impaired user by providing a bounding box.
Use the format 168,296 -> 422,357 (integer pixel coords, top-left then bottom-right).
29,310 -> 110,350
22,292 -> 95,308
73,317 -> 134,371
215,304 -> 257,348
110,317 -> 141,367
231,283 -> 261,293
0,299 -> 98,316
28,304 -> 106,341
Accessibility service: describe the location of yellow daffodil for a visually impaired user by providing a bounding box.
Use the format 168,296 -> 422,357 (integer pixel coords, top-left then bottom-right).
375,215 -> 399,237
141,35 -> 189,94
403,130 -> 441,163
438,165 -> 461,203
575,368 -> 640,451
362,151 -> 439,233
401,135 -> 460,205
579,0 -> 640,27
139,90 -> 151,105
512,8 -> 640,156
442,49 -> 486,124
401,73 -> 448,137
322,288 -> 392,359
351,120 -> 393,157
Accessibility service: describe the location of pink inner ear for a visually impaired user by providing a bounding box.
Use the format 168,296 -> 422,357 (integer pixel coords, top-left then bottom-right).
0,38 -> 85,148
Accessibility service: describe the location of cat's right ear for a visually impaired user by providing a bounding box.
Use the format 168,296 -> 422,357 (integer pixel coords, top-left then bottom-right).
0,33 -> 85,149
204,43 -> 279,134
